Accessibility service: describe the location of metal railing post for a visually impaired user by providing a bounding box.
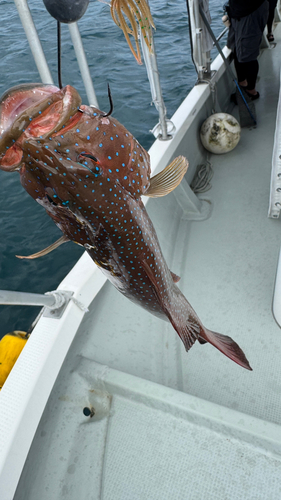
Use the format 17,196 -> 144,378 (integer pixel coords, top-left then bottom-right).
68,23 -> 99,107
14,0 -> 53,84
193,0 -> 205,81
0,289 -> 76,313
141,31 -> 170,140
0,290 -> 57,308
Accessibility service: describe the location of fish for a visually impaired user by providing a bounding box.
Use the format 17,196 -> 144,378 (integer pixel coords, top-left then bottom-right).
0,83 -> 252,371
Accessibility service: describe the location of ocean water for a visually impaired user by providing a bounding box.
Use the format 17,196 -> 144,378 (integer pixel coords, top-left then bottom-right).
0,0 -> 225,338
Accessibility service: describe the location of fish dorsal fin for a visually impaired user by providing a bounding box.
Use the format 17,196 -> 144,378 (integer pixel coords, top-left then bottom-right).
16,235 -> 69,260
170,271 -> 180,283
144,156 -> 188,198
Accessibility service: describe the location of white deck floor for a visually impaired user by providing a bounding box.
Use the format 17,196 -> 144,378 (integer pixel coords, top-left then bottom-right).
178,37 -> 281,423
58,29 -> 281,425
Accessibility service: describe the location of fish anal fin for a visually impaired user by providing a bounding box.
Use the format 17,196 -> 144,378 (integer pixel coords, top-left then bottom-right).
170,271 -> 180,283
141,260 -> 196,351
144,156 -> 188,198
199,328 -> 252,371
16,235 -> 69,260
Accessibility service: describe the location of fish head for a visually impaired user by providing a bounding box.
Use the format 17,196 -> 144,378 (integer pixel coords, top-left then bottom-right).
0,83 -> 151,242
0,83 -> 81,170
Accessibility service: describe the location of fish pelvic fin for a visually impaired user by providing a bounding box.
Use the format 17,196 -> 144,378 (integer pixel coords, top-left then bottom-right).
198,328 -> 252,371
175,319 -> 199,351
16,235 -> 69,260
170,270 -> 180,283
144,156 -> 188,198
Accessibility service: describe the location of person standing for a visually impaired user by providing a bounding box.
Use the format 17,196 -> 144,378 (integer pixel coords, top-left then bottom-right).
227,0 -> 269,100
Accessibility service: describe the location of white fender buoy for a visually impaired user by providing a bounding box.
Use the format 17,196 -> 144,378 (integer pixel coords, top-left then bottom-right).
200,113 -> 241,154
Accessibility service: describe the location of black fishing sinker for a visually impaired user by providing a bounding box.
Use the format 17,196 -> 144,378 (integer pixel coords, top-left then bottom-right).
42,0 -> 89,23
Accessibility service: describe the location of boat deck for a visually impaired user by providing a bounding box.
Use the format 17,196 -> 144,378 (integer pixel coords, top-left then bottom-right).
178,39 -> 281,422
56,28 -> 281,425
12,24 -> 281,500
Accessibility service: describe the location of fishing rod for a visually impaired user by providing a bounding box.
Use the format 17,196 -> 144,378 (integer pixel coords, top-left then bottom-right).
198,3 -> 257,126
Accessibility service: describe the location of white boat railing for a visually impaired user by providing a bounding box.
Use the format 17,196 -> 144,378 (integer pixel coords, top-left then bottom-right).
268,66 -> 281,218
12,0 -> 233,140
141,29 -> 172,140
0,290 -> 65,309
68,22 -> 99,107
13,0 -> 168,134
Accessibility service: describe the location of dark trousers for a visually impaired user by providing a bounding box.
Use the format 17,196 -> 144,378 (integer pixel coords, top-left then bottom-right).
234,52 -> 259,90
267,0 -> 278,33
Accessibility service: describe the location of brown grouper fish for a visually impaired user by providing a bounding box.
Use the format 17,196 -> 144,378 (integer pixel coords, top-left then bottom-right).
0,83 -> 251,370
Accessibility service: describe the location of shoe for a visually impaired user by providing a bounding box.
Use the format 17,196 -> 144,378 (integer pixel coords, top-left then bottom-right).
267,33 -> 274,42
244,89 -> 260,101
230,92 -> 237,105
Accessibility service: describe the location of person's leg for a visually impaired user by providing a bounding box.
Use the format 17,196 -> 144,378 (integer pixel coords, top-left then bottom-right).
245,60 -> 259,93
234,1 -> 268,96
234,58 -> 259,97
267,0 -> 278,36
267,8 -> 275,34
234,52 -> 248,87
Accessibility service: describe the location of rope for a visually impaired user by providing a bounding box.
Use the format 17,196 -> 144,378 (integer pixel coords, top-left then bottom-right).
191,160 -> 213,193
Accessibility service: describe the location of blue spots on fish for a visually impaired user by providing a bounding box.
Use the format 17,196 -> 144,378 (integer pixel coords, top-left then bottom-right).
17,102 -> 162,315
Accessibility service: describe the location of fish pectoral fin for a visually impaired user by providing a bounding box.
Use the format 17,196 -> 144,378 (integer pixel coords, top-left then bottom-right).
144,156 -> 188,198
170,271 -> 180,283
16,235 -> 69,260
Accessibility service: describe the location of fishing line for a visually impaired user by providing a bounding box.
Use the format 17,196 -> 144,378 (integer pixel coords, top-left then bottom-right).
42,0 -> 90,89
57,21 -> 62,89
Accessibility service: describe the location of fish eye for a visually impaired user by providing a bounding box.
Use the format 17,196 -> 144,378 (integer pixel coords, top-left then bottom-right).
77,152 -> 102,177
47,195 -> 57,206
79,153 -> 98,163
78,152 -> 98,163
45,188 -> 58,206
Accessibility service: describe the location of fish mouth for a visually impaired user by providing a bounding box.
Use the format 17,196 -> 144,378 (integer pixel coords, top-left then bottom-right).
0,83 -> 82,171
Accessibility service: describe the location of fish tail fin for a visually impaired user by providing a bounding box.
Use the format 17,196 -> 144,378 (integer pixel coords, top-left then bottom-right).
174,313 -> 252,370
198,327 -> 252,371
141,262 -> 252,371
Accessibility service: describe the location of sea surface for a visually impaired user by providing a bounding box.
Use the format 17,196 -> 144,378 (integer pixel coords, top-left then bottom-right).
0,0 -> 225,338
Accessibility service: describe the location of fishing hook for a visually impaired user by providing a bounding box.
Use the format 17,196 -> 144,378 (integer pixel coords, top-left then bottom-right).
101,83 -> 114,117
79,84 -> 114,116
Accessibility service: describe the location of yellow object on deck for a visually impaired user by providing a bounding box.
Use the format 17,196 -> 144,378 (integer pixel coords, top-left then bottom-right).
0,331 -> 28,389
